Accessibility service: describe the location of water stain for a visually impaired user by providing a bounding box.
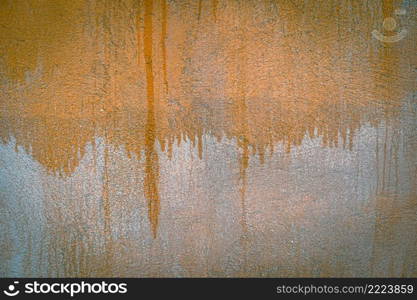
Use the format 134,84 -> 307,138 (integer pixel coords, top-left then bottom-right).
143,0 -> 160,238
161,0 -> 168,92
0,0 -> 416,277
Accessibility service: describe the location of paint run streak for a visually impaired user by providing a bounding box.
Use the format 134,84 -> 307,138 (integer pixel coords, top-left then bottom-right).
198,0 -> 202,20
212,0 -> 218,21
143,0 -> 160,238
136,0 -> 141,66
161,0 -> 168,92
236,9 -> 249,274
102,140 -> 113,273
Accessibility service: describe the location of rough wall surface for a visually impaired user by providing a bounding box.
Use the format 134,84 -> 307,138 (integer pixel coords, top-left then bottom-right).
0,0 -> 416,277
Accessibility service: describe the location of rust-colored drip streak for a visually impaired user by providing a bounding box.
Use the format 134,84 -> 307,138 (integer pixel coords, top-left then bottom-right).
102,143 -> 111,237
235,11 -> 250,272
197,129 -> 203,160
382,0 -> 394,18
198,0 -> 202,20
102,141 -> 113,272
212,0 -> 218,21
237,53 -> 249,235
239,137 -> 249,233
143,0 -> 160,239
136,0 -> 142,66
161,0 -> 168,91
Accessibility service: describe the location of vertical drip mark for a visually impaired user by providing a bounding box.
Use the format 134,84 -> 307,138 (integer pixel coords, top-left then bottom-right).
161,0 -> 168,92
198,0 -> 202,20
382,124 -> 388,191
371,126 -> 381,275
212,0 -> 218,21
144,0 -> 160,239
104,1 -> 115,109
238,80 -> 249,230
136,0 -> 142,66
238,99 -> 249,275
102,139 -> 113,274
382,0 -> 394,18
235,19 -> 249,272
197,128 -> 203,160
239,136 -> 249,235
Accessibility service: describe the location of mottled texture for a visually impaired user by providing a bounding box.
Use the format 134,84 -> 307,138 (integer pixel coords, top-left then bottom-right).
0,0 -> 416,277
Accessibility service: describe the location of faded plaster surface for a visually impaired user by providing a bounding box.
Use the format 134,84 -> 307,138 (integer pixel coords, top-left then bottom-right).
0,0 -> 416,277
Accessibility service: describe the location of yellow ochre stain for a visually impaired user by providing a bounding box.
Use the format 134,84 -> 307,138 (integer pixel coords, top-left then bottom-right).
143,0 -> 160,239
